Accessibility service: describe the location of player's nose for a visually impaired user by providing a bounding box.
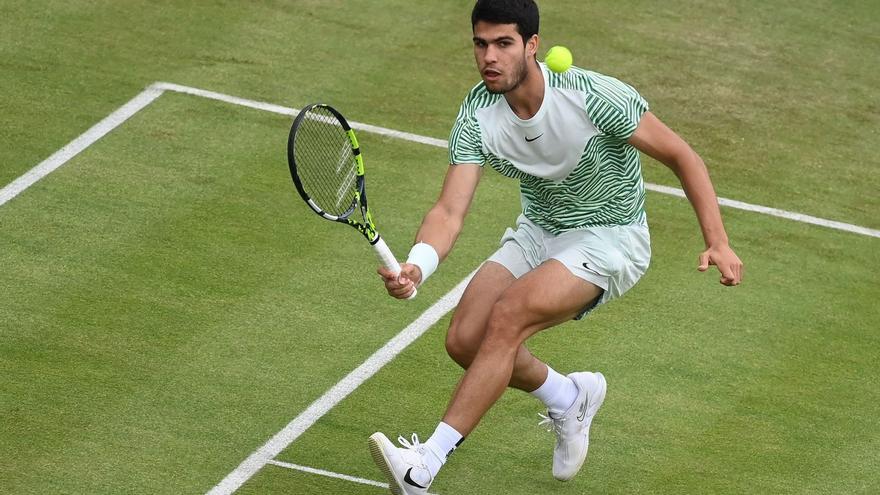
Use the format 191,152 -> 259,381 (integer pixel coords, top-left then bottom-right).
482,45 -> 499,64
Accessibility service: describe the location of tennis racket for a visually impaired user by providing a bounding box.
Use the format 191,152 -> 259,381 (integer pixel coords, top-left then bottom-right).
287,103 -> 416,299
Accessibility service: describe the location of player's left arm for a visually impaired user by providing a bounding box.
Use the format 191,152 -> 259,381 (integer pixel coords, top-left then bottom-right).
628,111 -> 743,286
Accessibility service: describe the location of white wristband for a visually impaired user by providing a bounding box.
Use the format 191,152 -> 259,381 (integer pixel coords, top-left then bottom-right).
406,243 -> 439,286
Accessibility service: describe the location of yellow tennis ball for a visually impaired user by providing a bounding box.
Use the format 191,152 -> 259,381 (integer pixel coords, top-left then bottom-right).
545,46 -> 572,73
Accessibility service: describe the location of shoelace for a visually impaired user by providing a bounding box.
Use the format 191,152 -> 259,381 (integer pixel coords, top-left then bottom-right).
538,412 -> 566,435
397,433 -> 430,459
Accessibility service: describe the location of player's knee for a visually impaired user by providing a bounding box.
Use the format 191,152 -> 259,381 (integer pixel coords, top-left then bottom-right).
445,322 -> 478,369
445,337 -> 473,369
484,300 -> 527,348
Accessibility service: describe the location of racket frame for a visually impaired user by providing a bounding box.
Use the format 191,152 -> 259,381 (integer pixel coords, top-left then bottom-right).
287,103 -> 414,296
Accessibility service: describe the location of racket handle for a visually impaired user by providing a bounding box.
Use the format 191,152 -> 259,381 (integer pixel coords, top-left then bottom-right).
373,236 -> 417,300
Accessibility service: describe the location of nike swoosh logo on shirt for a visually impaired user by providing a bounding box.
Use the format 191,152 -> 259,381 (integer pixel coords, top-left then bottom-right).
525,133 -> 544,142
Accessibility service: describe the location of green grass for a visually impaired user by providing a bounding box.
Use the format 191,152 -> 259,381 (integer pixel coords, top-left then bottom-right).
1,1 -> 878,494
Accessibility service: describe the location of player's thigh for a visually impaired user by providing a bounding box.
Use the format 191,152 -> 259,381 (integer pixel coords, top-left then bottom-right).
490,259 -> 603,341
447,261 -> 516,356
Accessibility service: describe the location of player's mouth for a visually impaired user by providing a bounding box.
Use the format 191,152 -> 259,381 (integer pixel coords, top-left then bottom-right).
482,68 -> 502,82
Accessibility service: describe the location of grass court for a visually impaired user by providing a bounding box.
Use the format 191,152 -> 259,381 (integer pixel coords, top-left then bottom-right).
1,1 -> 878,493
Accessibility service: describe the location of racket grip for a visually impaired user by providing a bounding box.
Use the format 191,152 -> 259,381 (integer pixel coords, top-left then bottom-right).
373,236 -> 417,300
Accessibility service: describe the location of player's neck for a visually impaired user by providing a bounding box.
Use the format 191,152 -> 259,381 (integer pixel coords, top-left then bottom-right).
504,61 -> 544,120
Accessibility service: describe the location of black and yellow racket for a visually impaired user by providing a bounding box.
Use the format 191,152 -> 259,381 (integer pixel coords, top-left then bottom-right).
287,103 -> 416,299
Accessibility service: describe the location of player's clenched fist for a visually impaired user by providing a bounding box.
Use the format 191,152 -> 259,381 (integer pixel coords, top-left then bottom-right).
378,263 -> 420,299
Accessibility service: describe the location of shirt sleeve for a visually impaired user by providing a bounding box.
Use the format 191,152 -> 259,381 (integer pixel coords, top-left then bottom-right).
585,74 -> 649,141
448,101 -> 485,165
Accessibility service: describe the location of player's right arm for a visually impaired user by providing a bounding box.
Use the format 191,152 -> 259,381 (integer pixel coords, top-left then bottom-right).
379,163 -> 482,298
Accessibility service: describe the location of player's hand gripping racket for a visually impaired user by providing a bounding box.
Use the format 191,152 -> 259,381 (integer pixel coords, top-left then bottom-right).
287,103 -> 416,299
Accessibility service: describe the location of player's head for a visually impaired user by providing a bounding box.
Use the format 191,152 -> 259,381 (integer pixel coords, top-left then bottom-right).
471,0 -> 539,42
471,0 -> 540,94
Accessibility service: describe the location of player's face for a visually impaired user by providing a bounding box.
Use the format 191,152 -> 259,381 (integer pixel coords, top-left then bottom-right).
473,21 -> 537,94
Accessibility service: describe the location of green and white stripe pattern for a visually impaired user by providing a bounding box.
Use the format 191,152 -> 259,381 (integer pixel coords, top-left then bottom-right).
449,66 -> 649,234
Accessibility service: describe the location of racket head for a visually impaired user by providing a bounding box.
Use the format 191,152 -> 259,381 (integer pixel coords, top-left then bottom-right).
285,104 -> 414,297
287,103 -> 366,224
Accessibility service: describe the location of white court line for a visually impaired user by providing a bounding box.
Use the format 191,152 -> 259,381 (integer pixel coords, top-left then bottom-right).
205,272 -> 475,495
0,86 -> 164,207
266,460 -> 439,494
643,184 -> 880,239
153,81 -> 449,148
2,81 -> 878,494
266,460 -> 391,489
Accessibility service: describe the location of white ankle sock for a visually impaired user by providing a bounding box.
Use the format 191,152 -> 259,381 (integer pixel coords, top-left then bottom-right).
530,366 -> 578,416
423,422 -> 463,477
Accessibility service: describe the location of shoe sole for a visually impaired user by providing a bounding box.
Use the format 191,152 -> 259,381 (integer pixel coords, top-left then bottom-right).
368,433 -> 405,495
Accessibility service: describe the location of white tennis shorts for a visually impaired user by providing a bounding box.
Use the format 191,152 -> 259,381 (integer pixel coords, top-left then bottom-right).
487,214 -> 651,319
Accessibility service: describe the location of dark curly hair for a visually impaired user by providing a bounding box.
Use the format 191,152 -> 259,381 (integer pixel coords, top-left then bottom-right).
471,0 -> 540,43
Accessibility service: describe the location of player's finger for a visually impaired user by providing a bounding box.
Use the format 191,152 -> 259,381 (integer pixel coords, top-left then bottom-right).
386,282 -> 405,296
719,263 -> 737,286
387,275 -> 408,289
389,281 -> 415,299
697,252 -> 710,272
731,257 -> 743,285
401,283 -> 416,299
398,263 -> 423,285
377,266 -> 397,280
385,271 -> 408,286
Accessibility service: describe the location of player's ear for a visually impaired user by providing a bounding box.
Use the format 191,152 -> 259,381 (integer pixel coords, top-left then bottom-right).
526,34 -> 539,59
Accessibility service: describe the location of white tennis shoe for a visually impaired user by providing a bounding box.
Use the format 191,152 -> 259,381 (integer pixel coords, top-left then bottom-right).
368,432 -> 435,495
538,371 -> 607,481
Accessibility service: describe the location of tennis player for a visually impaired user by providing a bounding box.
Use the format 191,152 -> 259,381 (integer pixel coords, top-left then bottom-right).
371,0 -> 743,492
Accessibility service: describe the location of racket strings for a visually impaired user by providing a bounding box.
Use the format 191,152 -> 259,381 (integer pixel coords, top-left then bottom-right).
293,107 -> 360,216
301,110 -> 355,208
